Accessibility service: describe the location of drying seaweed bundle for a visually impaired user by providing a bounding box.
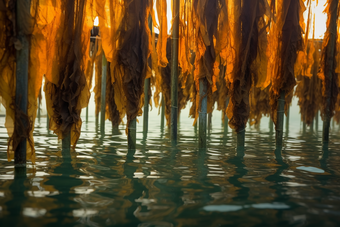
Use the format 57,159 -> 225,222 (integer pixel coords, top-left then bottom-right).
319,0 -> 339,124
113,0 -> 152,130
267,0 -> 305,125
191,0 -> 219,124
44,0 -> 94,148
227,0 -> 269,132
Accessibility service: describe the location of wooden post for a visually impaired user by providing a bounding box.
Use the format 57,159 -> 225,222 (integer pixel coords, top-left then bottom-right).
276,90 -> 285,148
170,0 -> 179,143
199,79 -> 207,148
237,126 -> 245,151
315,110 -> 319,133
128,119 -> 137,150
310,118 -> 314,133
62,132 -> 71,152
224,98 -> 229,133
143,16 -> 152,138
86,106 -> 89,123
143,79 -> 150,137
323,0 -> 338,146
161,96 -> 165,131
15,0 -> 31,166
269,119 -> 274,134
285,105 -> 290,137
100,54 -> 107,135
37,88 -> 41,123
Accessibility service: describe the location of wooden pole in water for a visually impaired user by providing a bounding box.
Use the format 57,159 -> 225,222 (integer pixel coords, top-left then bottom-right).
276,90 -> 285,148
143,16 -> 152,137
323,0 -> 338,146
237,126 -> 245,150
285,105 -> 290,136
170,0 -> 179,143
224,98 -> 229,132
86,106 -> 89,123
160,96 -> 165,131
100,54 -> 107,135
128,119 -> 137,150
315,110 -> 319,133
15,0 -> 31,166
37,88 -> 41,123
143,78 -> 150,136
199,79 -> 207,148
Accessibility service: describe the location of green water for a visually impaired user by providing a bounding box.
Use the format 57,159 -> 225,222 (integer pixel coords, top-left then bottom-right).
0,98 -> 340,227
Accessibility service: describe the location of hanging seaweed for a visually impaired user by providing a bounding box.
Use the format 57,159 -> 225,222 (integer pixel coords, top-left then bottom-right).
113,0 -> 152,130
318,0 -> 339,122
227,0 -> 268,132
268,0 -> 304,125
44,0 -> 94,148
191,0 -> 219,125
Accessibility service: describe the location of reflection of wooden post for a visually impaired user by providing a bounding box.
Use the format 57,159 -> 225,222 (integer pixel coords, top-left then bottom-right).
100,54 -> 107,134
128,119 -> 137,150
276,90 -> 285,148
323,0 -> 338,146
15,0 -> 31,166
170,0 -> 179,143
199,79 -> 207,148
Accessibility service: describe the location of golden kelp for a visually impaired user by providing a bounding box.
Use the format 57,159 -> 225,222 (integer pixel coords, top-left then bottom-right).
319,0 -> 339,121
249,87 -> 271,126
44,0 -> 94,148
113,0 -> 152,130
192,0 -> 219,124
268,0 -> 304,125
227,0 -> 269,132
93,38 -> 103,119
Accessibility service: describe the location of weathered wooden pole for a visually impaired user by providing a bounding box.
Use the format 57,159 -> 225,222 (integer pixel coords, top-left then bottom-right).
47,114 -> 50,133
323,0 -> 338,146
100,54 -> 107,134
143,16 -> 152,138
269,119 -> 274,134
237,127 -> 245,151
37,88 -> 41,123
160,96 -> 165,132
15,0 -> 31,166
315,110 -> 319,133
128,119 -> 137,150
86,106 -> 89,123
310,118 -> 314,133
170,0 -> 179,143
199,79 -> 208,148
224,98 -> 229,132
143,78 -> 150,137
276,90 -> 285,148
285,105 -> 290,136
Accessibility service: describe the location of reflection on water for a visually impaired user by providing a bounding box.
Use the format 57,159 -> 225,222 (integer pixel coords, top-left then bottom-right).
1,106 -> 340,226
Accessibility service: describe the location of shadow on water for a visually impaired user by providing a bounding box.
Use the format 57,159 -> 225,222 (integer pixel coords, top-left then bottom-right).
44,147 -> 83,226
265,148 -> 292,224
4,168 -> 28,226
226,147 -> 249,203
122,148 -> 145,226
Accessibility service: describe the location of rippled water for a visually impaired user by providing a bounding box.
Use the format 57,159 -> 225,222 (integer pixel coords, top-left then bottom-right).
1,98 -> 340,227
